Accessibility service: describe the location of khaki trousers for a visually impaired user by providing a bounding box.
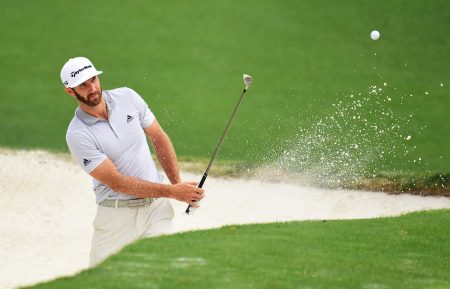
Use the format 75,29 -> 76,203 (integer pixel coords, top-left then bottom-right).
89,198 -> 174,267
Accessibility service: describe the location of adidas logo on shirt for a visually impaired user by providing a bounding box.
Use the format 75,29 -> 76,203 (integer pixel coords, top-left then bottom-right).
83,159 -> 91,166
127,115 -> 134,123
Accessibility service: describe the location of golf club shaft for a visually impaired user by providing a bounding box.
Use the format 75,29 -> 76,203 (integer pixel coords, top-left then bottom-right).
185,88 -> 248,214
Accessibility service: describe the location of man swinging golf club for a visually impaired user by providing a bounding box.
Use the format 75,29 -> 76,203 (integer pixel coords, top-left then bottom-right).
62,57 -> 204,267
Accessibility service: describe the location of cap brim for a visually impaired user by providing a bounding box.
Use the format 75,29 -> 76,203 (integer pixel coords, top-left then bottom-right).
68,70 -> 103,88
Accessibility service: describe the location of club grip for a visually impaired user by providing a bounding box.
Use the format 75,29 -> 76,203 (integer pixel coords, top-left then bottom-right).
185,173 -> 207,214
198,173 -> 207,188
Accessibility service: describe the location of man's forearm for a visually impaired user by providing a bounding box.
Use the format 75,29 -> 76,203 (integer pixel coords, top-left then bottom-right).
88,154 -> 201,204
110,174 -> 204,205
110,174 -> 173,199
153,134 -> 181,184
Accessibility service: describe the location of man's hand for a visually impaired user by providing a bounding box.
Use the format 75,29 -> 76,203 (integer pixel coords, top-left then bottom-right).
169,182 -> 205,207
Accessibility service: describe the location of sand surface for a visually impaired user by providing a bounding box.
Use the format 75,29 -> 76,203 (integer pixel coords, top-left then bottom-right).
1,149 -> 449,289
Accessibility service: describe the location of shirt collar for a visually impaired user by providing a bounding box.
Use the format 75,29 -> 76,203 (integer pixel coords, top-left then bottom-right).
75,91 -> 116,126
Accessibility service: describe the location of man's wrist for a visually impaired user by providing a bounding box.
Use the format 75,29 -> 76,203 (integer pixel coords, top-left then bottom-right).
158,183 -> 174,199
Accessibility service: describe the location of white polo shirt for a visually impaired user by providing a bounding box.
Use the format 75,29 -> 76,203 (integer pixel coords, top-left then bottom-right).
66,87 -> 163,204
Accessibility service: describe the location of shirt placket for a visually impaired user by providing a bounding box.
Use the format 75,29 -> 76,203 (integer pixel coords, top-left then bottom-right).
107,108 -> 121,139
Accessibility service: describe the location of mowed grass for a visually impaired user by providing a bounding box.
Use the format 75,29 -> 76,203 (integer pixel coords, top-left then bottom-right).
0,0 -> 449,175
22,210 -> 450,289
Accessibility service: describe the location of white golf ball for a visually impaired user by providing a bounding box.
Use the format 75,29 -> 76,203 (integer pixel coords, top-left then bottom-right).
371,30 -> 380,40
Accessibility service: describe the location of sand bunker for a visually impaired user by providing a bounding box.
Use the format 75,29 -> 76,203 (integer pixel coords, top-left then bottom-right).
1,149 -> 449,289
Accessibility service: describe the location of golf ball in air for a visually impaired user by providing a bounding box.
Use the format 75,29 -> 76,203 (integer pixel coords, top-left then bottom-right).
371,30 -> 380,40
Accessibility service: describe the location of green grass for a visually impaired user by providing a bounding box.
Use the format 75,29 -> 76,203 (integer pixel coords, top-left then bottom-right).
0,0 -> 449,176
22,210 -> 450,289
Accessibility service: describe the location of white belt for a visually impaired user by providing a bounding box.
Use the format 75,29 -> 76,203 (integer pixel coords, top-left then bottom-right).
99,198 -> 155,208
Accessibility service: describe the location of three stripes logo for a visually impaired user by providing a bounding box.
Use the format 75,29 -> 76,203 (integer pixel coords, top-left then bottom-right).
83,159 -> 91,167
127,115 -> 134,123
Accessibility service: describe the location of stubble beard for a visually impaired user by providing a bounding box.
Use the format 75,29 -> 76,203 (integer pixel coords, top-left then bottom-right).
73,88 -> 103,107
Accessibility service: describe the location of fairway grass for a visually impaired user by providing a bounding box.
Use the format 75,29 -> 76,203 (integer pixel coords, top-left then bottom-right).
0,0 -> 449,176
23,210 -> 450,289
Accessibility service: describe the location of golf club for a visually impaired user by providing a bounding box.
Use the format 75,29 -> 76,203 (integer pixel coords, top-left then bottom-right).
185,74 -> 253,214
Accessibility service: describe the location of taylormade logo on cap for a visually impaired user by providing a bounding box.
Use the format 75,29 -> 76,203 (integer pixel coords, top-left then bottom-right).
60,57 -> 103,88
71,65 -> 93,78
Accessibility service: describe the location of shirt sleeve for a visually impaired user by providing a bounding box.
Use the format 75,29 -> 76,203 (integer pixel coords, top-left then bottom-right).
66,131 -> 107,174
127,87 -> 155,128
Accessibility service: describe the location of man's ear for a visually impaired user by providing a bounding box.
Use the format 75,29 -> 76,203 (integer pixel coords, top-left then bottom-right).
65,87 -> 75,97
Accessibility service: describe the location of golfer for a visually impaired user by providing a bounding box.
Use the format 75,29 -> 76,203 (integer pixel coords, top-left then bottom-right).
61,57 -> 204,267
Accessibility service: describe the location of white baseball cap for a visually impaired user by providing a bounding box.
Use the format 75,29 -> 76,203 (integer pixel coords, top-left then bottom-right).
60,57 -> 103,88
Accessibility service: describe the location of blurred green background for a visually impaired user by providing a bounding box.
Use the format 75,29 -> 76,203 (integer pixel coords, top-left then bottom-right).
0,0 -> 448,176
